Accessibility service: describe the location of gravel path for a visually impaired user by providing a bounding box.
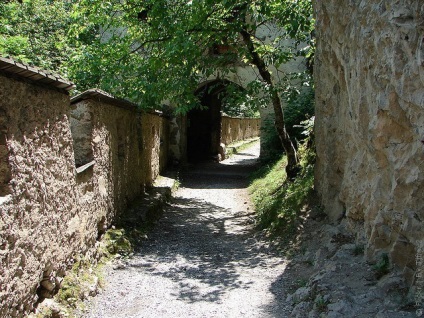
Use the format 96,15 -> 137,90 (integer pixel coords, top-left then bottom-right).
84,142 -> 291,318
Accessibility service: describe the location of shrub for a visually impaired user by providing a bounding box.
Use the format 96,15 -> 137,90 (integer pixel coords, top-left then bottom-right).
260,86 -> 315,162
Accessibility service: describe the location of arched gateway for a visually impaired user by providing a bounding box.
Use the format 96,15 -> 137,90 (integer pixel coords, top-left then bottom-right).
187,79 -> 249,162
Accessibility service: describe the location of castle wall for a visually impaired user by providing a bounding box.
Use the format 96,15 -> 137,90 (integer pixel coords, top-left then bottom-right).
220,116 -> 260,146
0,72 -> 78,316
0,56 -> 262,316
314,0 -> 424,286
0,71 -> 171,316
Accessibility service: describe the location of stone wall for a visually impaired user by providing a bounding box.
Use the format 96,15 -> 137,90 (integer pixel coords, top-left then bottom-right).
140,112 -> 170,185
0,71 -> 78,316
0,64 -> 170,315
314,0 -> 424,287
0,56 -> 258,316
70,91 -> 171,233
71,94 -> 139,236
220,116 -> 261,146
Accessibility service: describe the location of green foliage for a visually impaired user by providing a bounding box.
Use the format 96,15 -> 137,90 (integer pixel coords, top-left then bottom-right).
294,278 -> 308,289
249,118 -> 315,236
219,82 -> 261,118
297,116 -> 316,170
373,253 -> 390,279
67,0 -> 314,111
103,229 -> 133,256
314,296 -> 329,313
0,35 -> 30,63
260,116 -> 284,161
284,86 -> 315,144
353,244 -> 365,256
0,0 -> 314,173
261,86 -> 315,161
0,0 -> 75,73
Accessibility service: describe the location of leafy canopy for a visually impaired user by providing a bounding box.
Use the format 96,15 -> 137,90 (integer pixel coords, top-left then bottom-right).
0,0 -> 313,116
0,0 -> 314,177
68,0 -> 314,112
0,0 -> 75,73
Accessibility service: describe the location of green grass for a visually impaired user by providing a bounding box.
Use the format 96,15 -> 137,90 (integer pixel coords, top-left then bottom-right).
353,244 -> 365,256
314,296 -> 329,313
249,152 -> 315,238
373,253 -> 390,279
226,138 -> 260,157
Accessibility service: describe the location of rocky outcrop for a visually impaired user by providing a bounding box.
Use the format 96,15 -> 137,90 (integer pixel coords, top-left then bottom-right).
285,215 -> 417,317
314,0 -> 424,294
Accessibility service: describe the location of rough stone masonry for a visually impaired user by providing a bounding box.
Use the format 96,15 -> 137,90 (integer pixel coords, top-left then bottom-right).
0,56 -> 261,317
313,0 -> 424,293
0,59 -> 171,317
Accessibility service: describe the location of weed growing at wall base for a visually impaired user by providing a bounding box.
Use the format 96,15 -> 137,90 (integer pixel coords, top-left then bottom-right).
372,253 -> 390,279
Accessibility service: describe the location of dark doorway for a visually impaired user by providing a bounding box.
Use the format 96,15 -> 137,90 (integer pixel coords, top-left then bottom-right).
187,80 -> 251,163
187,82 -> 223,163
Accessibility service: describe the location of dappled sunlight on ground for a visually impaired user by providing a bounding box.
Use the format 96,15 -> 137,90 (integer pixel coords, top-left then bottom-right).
84,141 -> 295,317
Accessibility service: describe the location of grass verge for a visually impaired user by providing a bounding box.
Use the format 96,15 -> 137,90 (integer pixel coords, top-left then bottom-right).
249,141 -> 315,241
250,157 -> 314,237
225,137 -> 260,157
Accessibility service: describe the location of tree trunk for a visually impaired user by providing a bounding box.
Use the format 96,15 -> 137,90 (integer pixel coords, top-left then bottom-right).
240,29 -> 299,179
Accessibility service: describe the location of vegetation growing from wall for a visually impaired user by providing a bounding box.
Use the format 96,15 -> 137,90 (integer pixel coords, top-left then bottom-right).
31,228 -> 132,318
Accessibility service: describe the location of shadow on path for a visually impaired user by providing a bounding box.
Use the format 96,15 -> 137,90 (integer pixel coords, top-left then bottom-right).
128,196 -> 271,303
85,141 -> 293,317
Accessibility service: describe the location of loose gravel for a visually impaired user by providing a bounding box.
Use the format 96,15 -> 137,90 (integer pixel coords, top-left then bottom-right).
84,142 -> 292,318
82,141 -> 417,318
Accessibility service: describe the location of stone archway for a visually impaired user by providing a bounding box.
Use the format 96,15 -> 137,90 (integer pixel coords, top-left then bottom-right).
186,79 -> 248,163
168,67 -> 274,163
187,80 -> 225,163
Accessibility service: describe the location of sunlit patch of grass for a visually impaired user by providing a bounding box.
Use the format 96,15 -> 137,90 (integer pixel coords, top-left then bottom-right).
249,151 -> 315,239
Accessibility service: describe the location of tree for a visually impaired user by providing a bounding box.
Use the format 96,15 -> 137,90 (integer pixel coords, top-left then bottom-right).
41,0 -> 311,179
0,0 -> 75,73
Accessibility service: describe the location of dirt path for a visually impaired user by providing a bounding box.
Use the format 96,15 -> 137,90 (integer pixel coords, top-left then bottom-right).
84,142 -> 292,318
82,141 -> 418,318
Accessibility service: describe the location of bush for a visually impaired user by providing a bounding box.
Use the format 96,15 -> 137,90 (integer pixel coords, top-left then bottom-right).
284,86 -> 315,145
260,86 -> 315,162
260,115 -> 284,162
